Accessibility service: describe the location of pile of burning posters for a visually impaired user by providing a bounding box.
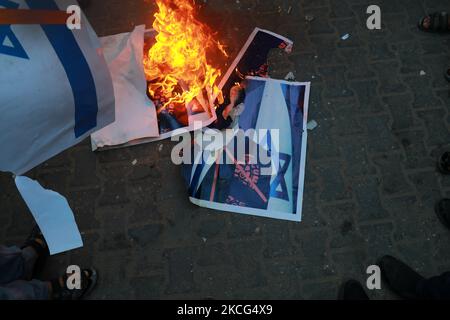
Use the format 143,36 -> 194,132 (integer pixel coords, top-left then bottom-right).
179,28 -> 311,222
90,0 -> 311,222
91,0 -> 227,149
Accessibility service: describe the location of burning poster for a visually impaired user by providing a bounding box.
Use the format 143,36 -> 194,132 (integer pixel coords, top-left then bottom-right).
91,0 -> 227,150
183,77 -> 310,222
0,0 -> 115,174
178,27 -> 308,222
212,28 -> 293,131
143,0 -> 227,141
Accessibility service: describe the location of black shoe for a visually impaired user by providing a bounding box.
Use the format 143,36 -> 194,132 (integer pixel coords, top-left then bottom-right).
21,225 -> 49,279
52,268 -> 98,300
379,255 -> 425,300
435,199 -> 450,230
437,152 -> 450,174
445,68 -> 450,83
338,280 -> 370,300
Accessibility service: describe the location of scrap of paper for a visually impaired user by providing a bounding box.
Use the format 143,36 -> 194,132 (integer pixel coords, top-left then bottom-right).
15,176 -> 83,255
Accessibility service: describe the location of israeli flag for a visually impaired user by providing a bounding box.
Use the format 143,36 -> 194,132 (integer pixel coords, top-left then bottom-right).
187,77 -> 310,222
0,0 -> 115,174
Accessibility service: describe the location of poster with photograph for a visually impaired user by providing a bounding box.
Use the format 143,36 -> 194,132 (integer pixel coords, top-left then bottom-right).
184,77 -> 310,222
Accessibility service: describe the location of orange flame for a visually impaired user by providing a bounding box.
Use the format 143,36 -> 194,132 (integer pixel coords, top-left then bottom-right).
144,0 -> 227,111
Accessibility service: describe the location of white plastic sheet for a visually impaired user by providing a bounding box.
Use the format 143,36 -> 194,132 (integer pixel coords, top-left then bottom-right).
90,25 -> 159,150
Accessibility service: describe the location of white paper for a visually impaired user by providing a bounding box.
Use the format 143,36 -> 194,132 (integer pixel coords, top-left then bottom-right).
91,25 -> 159,150
15,176 -> 83,255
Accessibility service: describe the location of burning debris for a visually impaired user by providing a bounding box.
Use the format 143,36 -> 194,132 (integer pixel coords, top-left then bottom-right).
143,0 -> 228,116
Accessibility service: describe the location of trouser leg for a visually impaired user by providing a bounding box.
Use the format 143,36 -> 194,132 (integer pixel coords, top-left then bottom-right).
416,272 -> 450,299
0,280 -> 50,300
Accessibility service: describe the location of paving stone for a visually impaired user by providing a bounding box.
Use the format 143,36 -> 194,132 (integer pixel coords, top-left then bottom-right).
331,249 -> 368,278
262,221 -> 298,258
403,76 -> 443,109
306,8 -> 336,35
128,223 -> 164,247
354,177 -> 390,222
382,94 -> 417,131
194,265 -> 236,299
230,240 -> 268,290
394,130 -> 434,170
131,275 -> 165,299
360,223 -> 396,259
164,247 -> 198,295
302,281 -> 339,300
340,141 -> 377,177
197,218 -> 226,239
372,153 -> 414,195
261,259 -> 304,299
227,215 -> 260,239
417,109 -> 450,147
68,188 -> 101,231
340,48 -> 376,80
70,147 -> 100,187
350,80 -> 385,114
408,171 -> 443,208
295,230 -> 336,280
322,202 -> 365,250
316,162 -> 352,202
319,65 -> 355,99
362,116 -> 401,153
197,243 -> 233,267
368,40 -> 396,61
371,61 -> 407,95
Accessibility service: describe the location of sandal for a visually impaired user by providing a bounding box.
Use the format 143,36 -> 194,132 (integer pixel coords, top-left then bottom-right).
418,12 -> 450,33
435,199 -> 450,231
21,225 -> 49,279
437,152 -> 450,174
51,268 -> 98,300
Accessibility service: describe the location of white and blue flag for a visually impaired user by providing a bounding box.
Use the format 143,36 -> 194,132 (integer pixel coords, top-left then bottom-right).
185,77 -> 310,222
0,0 -> 115,174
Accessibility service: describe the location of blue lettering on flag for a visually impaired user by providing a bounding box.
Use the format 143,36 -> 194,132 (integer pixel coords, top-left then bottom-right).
26,0 -> 98,138
0,0 -> 29,59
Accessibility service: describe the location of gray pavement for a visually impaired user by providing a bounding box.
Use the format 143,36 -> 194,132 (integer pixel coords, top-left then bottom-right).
1,0 -> 450,299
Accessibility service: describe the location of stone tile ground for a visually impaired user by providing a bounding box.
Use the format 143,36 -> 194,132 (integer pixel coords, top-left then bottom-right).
1,0 -> 450,299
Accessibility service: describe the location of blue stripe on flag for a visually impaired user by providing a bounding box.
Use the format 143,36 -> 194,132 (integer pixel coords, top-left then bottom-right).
239,79 -> 266,131
26,0 -> 98,138
280,83 -> 306,213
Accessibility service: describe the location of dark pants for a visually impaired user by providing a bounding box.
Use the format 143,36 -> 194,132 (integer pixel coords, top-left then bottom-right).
0,246 -> 49,300
417,272 -> 450,299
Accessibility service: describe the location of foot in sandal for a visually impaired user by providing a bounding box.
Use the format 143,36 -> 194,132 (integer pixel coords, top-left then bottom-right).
50,268 -> 98,300
418,12 -> 450,33
21,226 -> 49,280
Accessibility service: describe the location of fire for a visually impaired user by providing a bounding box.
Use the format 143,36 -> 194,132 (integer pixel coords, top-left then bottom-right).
144,0 -> 227,112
